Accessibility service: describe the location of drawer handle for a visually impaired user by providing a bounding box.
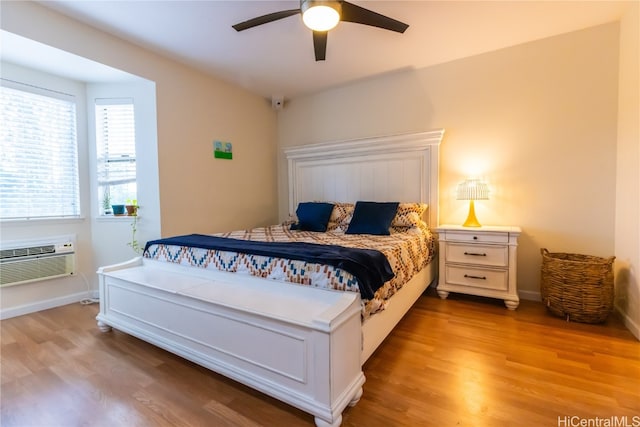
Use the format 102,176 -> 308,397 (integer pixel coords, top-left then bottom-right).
464,274 -> 487,280
464,252 -> 487,257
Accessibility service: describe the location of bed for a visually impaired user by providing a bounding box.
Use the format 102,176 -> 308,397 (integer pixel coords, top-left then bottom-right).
96,129 -> 444,427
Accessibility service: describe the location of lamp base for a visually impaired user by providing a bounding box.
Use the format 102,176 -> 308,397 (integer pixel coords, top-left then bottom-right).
462,200 -> 482,227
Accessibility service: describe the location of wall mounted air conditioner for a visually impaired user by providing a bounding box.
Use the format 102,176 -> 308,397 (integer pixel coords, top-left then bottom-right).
0,240 -> 76,287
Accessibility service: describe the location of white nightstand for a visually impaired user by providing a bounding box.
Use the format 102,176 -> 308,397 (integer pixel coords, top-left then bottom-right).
436,225 -> 521,310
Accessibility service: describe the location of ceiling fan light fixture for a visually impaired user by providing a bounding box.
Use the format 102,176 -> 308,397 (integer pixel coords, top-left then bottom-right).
301,1 -> 341,32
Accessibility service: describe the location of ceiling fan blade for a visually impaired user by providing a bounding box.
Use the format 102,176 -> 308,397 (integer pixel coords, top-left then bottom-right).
232,9 -> 300,31
340,1 -> 409,33
313,31 -> 328,61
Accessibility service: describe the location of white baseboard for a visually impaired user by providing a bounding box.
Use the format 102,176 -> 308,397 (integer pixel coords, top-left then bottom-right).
615,304 -> 640,341
0,291 -> 93,320
518,290 -> 541,301
520,292 -> 638,340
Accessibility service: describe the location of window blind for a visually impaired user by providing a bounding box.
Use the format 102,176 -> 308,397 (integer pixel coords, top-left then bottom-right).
95,99 -> 136,211
0,83 -> 80,220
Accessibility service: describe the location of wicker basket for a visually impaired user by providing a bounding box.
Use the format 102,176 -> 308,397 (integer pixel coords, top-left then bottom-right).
540,248 -> 615,323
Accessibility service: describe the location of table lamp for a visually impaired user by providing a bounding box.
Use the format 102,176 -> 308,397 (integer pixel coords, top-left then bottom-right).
456,179 -> 489,227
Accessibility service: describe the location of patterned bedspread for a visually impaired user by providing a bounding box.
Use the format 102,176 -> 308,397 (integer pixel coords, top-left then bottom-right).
143,225 -> 436,318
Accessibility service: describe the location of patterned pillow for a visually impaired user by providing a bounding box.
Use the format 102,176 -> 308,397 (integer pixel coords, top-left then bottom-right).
326,202 -> 355,232
391,203 -> 428,231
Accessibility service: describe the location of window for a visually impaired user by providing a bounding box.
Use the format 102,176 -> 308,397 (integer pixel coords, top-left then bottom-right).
95,99 -> 136,215
0,80 -> 80,220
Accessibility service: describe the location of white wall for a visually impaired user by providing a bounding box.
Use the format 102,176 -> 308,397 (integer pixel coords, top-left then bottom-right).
615,2 -> 640,338
0,62 -> 94,317
277,23 -> 621,302
0,58 -> 161,318
2,1 -> 634,335
0,2 -> 278,317
1,1 -> 279,239
87,81 -> 161,268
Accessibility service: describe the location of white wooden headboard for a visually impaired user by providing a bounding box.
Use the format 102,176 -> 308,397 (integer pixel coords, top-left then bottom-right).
284,130 -> 444,228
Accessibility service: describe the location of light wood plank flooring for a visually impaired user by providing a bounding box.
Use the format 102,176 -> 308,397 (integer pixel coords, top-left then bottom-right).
2,290 -> 639,426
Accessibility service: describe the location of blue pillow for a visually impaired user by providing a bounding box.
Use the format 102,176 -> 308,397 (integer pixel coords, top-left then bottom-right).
346,201 -> 400,235
292,202 -> 334,232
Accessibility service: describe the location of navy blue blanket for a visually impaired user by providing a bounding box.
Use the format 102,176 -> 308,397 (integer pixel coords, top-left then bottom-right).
144,234 -> 394,300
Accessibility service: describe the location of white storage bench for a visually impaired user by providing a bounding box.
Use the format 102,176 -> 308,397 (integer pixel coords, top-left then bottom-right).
97,257 -> 365,427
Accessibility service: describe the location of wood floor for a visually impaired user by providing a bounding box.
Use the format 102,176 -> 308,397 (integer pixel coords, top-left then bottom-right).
2,289 -> 639,427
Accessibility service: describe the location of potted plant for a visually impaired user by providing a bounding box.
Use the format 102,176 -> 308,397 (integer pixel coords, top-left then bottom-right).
102,189 -> 113,215
125,199 -> 138,216
112,204 -> 126,216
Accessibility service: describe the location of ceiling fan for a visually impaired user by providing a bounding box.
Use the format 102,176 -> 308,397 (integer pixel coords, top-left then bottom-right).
232,0 -> 409,61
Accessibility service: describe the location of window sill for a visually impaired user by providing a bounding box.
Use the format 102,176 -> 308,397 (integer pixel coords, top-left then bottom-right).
96,215 -> 140,222
0,217 -> 86,226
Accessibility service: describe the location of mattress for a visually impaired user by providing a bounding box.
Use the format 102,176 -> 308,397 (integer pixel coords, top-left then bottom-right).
143,224 -> 436,318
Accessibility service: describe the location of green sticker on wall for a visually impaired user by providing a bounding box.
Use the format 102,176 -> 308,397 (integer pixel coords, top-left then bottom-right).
214,140 -> 232,160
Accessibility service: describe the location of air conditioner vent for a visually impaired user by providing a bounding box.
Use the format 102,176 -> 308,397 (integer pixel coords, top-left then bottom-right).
0,242 -> 75,287
0,245 -> 55,260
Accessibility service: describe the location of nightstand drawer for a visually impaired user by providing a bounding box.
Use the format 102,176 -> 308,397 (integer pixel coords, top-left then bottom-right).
445,243 -> 508,267
444,231 -> 509,244
437,225 -> 521,309
444,265 -> 508,291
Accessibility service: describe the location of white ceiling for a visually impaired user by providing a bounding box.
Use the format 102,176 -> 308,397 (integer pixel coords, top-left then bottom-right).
11,1 -> 633,98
